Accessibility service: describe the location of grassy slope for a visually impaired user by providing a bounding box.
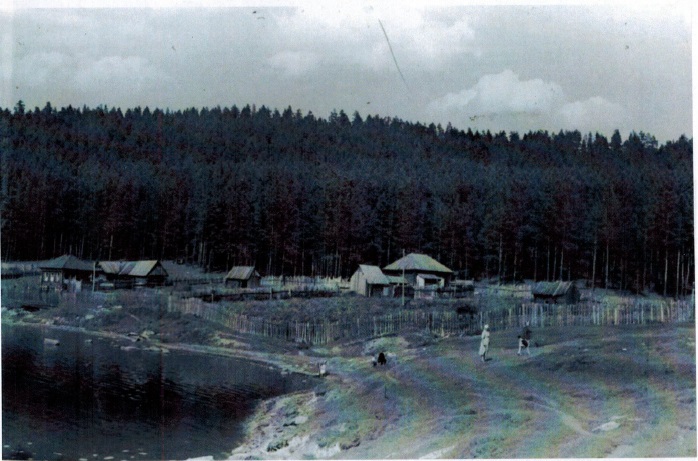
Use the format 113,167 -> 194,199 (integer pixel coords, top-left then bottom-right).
229,324 -> 696,459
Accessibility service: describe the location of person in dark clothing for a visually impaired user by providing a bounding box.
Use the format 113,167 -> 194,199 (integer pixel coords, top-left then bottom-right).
517,335 -> 530,356
521,322 -> 532,342
377,352 -> 387,366
518,321 -> 533,355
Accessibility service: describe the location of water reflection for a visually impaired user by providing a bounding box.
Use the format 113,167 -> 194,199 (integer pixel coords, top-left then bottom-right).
2,324 -> 314,460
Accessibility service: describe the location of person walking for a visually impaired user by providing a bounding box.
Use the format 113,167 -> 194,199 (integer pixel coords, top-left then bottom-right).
517,335 -> 530,356
479,324 -> 490,362
521,321 -> 532,342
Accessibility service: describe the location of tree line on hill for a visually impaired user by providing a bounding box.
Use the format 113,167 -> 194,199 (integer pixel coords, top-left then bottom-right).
0,101 -> 693,297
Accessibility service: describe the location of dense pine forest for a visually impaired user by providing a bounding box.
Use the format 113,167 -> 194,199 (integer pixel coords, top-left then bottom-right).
0,102 -> 693,296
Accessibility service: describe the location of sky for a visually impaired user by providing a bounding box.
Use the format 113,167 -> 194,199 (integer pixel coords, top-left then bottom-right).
0,1 -> 693,143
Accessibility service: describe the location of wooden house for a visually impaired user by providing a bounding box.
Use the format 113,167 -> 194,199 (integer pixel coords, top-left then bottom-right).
98,260 -> 168,288
39,255 -> 94,291
224,266 -> 261,288
532,281 -> 580,304
383,253 -> 453,288
350,264 -> 392,297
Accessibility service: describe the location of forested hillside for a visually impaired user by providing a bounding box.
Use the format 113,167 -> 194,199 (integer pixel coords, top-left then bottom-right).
0,102 -> 693,296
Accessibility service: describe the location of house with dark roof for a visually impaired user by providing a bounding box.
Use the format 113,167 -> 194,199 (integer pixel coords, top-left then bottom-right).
39,254 -> 95,291
98,260 -> 168,288
383,253 -> 453,288
350,264 -> 392,297
532,281 -> 580,304
224,266 -> 261,288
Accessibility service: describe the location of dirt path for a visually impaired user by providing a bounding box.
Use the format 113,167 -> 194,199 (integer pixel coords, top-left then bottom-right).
227,324 -> 696,459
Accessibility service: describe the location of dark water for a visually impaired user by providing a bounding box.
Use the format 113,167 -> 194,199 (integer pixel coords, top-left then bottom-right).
2,324 -> 315,461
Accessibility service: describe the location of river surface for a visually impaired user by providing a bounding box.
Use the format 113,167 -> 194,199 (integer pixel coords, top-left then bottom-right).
2,323 -> 315,461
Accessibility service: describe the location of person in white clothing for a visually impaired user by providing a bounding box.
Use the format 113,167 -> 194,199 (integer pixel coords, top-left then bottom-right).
479,324 -> 490,362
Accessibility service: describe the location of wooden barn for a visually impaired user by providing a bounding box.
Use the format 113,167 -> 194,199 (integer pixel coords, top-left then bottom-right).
98,260 -> 168,288
532,281 -> 581,304
224,266 -> 261,288
39,255 -> 95,291
350,264 -> 392,297
383,253 -> 453,288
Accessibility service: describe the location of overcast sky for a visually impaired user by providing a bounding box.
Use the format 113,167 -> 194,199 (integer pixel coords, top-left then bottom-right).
0,1 -> 692,143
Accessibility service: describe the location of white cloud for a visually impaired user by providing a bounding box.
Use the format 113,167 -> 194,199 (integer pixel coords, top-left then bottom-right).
73,55 -> 167,93
17,51 -> 70,87
267,50 -> 319,77
427,70 -> 630,136
5,6 -> 687,142
399,14 -> 475,61
557,96 -> 628,132
274,6 -> 476,71
429,69 -> 565,117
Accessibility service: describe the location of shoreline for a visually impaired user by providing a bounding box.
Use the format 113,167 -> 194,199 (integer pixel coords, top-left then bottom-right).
0,315 -> 321,377
2,313 -> 695,459
1,315 -> 331,461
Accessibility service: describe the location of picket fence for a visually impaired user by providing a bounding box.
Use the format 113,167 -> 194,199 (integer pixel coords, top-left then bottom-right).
165,296 -> 694,346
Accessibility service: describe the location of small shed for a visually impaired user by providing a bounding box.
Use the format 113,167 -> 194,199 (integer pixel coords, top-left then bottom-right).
450,280 -> 475,291
350,264 -> 392,297
225,266 -> 261,288
532,281 -> 580,304
386,275 -> 413,298
98,260 -> 168,287
416,273 -> 445,289
39,255 -> 94,291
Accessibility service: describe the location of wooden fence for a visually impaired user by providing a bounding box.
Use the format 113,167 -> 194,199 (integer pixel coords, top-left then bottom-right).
477,301 -> 694,331
189,285 -> 341,302
260,276 -> 345,290
164,296 -> 480,344
164,297 -> 694,346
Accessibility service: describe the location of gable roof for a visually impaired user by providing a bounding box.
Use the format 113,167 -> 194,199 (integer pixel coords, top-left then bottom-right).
99,261 -> 123,275
532,281 -> 574,296
39,255 -> 94,272
98,260 -> 167,277
383,253 -> 453,274
225,266 -> 259,280
126,261 -> 166,277
358,264 -> 391,285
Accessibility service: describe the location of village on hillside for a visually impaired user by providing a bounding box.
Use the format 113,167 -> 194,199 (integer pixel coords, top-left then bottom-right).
1,5 -> 694,460
6,247 -> 690,347
5,252 -> 591,306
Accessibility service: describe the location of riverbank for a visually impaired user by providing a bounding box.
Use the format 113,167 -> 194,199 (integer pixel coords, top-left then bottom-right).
2,317 -> 320,461
3,308 -> 695,459
0,309 -> 319,377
